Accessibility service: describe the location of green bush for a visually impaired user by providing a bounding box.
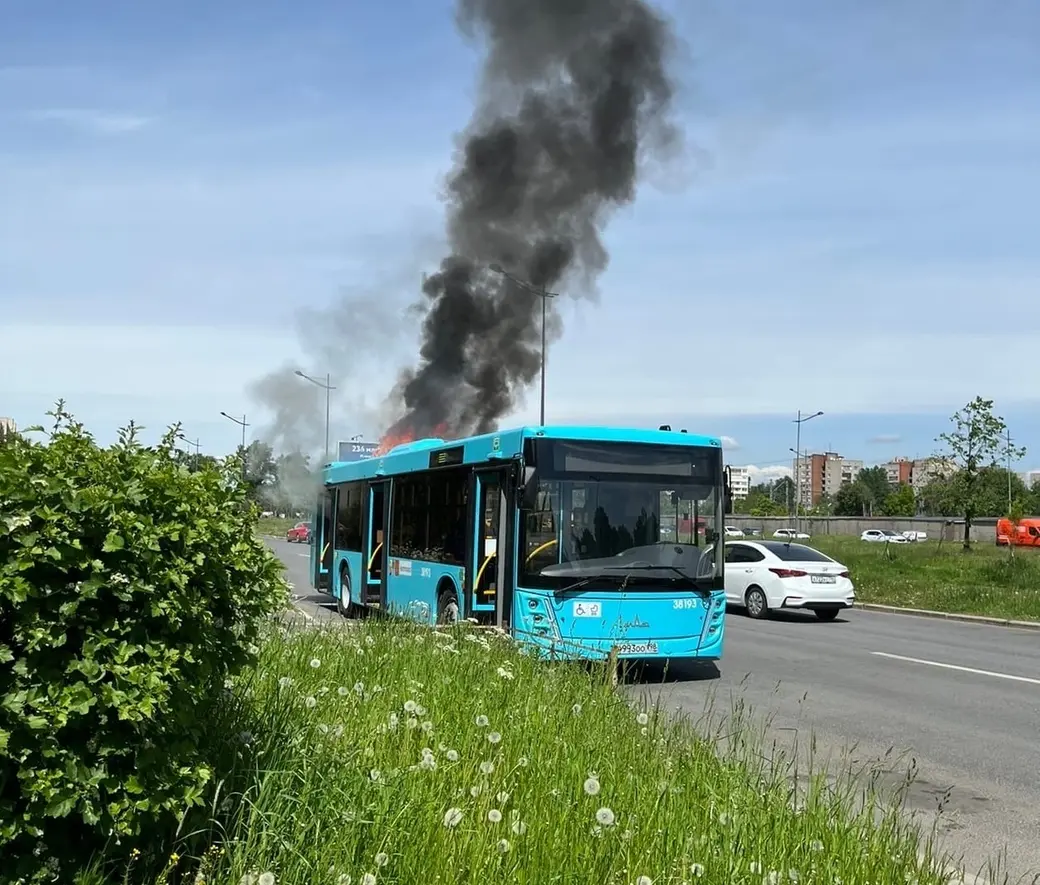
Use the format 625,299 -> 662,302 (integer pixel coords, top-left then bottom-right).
0,405 -> 290,881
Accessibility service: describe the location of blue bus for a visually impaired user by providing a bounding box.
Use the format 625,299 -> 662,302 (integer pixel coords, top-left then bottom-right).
309,425 -> 732,663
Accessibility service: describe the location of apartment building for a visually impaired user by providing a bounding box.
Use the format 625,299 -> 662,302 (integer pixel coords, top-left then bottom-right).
885,457 -> 913,486
0,417 -> 15,437
794,452 -> 864,507
728,466 -> 751,500
881,456 -> 957,491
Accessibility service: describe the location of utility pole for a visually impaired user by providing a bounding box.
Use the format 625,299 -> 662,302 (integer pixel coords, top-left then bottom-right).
294,371 -> 336,463
1007,427 -> 1014,513
220,411 -> 251,479
792,409 -> 824,536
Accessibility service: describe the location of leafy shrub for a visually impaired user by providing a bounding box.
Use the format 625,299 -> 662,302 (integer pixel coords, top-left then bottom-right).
0,404 -> 290,881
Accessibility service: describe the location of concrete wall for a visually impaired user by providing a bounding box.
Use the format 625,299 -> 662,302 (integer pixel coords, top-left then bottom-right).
724,515 -> 999,543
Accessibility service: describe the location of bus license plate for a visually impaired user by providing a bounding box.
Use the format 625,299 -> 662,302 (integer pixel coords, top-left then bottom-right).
573,601 -> 602,618
811,575 -> 836,584
615,641 -> 659,655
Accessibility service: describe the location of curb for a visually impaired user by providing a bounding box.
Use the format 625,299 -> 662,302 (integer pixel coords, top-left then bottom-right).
855,602 -> 1040,632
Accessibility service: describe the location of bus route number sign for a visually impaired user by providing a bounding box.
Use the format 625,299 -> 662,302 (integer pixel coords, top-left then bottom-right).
573,601 -> 602,618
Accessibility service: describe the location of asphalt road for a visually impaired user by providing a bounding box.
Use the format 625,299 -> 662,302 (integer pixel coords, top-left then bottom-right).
271,539 -> 1040,883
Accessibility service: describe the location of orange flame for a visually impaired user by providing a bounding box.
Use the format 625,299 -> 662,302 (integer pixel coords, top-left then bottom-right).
374,422 -> 451,457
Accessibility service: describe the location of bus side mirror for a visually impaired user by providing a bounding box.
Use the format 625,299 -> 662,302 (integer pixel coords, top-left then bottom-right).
723,465 -> 733,515
519,466 -> 538,509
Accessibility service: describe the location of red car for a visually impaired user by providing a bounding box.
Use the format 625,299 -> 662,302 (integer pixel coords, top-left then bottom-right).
286,521 -> 311,543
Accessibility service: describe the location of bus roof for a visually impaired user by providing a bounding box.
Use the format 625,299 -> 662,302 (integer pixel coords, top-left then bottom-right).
322,424 -> 721,485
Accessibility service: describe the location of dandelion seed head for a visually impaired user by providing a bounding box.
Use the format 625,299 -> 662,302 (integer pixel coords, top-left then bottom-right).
309,658 -> 321,669
470,785 -> 481,797
374,852 -> 388,867
403,700 -> 417,713
369,769 -> 382,783
278,676 -> 292,689
239,875 -> 257,885
475,714 -> 489,727
305,696 -> 317,709
487,731 -> 502,744
415,704 -> 427,716
480,761 -> 494,775
596,807 -> 616,827
510,818 -> 527,835
810,840 -> 823,852
337,686 -> 349,696
361,874 -> 376,885
487,808 -> 503,823
354,682 -> 365,694
496,838 -> 511,854
258,874 -> 276,885
446,749 -> 459,762
517,756 -> 529,767
636,712 -> 649,726
421,720 -> 434,732
583,776 -> 601,796
496,790 -> 510,804
748,862 -> 762,875
635,877 -> 653,885
690,863 -> 705,877
443,807 -> 464,828
572,703 -> 582,715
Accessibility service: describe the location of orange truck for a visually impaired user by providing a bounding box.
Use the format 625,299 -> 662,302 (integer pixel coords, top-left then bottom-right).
996,517 -> 1040,547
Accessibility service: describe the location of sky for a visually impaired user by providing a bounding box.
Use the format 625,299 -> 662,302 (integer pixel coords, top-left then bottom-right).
2,0 -> 1039,484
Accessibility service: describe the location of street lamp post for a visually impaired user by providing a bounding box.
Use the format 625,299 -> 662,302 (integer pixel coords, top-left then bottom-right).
489,264 -> 559,426
294,370 -> 336,462
220,411 -> 250,451
176,433 -> 201,471
792,409 -> 824,535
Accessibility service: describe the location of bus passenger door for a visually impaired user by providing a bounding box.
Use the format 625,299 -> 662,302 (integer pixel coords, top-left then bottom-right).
469,469 -> 506,620
362,481 -> 389,609
312,489 -> 334,591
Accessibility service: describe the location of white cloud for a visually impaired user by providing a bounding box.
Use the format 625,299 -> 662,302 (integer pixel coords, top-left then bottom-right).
27,108 -> 153,134
721,435 -> 740,450
740,464 -> 793,484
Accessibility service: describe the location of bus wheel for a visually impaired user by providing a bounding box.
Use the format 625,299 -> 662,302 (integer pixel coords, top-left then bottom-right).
337,565 -> 355,619
436,585 -> 460,625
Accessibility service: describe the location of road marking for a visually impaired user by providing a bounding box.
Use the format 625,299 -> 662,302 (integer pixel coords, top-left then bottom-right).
871,651 -> 1040,686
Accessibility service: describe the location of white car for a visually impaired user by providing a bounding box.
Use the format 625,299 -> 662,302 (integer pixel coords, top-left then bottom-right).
860,529 -> 908,544
722,540 -> 855,621
724,525 -> 744,538
773,528 -> 811,540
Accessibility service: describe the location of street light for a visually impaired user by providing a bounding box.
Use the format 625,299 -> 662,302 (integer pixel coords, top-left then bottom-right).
219,411 -> 250,451
176,432 -> 201,471
792,410 -> 824,535
294,370 -> 336,462
489,263 -> 559,426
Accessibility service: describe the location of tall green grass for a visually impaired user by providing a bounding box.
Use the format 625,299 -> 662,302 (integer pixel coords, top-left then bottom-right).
83,620 -> 955,885
808,537 -> 1040,620
256,516 -> 297,537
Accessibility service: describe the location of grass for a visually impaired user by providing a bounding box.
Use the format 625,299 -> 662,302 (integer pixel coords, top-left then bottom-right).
79,618 -> 956,885
256,516 -> 296,537
808,536 -> 1040,621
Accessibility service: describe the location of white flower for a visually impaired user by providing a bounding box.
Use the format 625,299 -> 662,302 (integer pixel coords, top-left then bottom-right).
635,878 -> 652,885
305,696 -> 317,709
487,731 -> 502,744
404,700 -> 418,713
517,756 -> 529,767
690,863 -> 705,877
337,686 -> 349,696
258,874 -> 276,885
810,840 -> 823,852
369,769 -> 382,783
572,703 -> 582,715
510,817 -> 527,835
415,704 -> 427,716
278,676 -> 293,689
421,720 -> 434,733
636,712 -> 649,726
309,658 -> 321,669
406,717 -> 418,730
470,785 -> 481,797
486,808 -> 502,823
496,666 -> 514,679
496,838 -> 511,854
354,682 -> 365,695
446,749 -> 459,762
475,714 -> 489,727
596,807 -> 616,827
480,761 -> 494,775
443,807 -> 464,828
496,790 -> 510,804
583,776 -> 600,796
239,875 -> 257,885
361,875 -> 376,885
374,852 -> 389,867
337,876 -> 351,885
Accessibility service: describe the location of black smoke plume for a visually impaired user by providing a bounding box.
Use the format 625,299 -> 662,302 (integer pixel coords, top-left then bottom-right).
382,0 -> 681,443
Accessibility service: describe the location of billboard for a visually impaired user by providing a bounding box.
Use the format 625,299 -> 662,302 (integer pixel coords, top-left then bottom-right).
337,440 -> 379,462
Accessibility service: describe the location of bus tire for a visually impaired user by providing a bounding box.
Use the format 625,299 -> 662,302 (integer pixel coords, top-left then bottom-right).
744,586 -> 769,619
436,581 -> 460,626
337,563 -> 356,619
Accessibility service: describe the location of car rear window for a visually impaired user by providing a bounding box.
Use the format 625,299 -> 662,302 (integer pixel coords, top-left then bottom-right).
760,541 -> 834,562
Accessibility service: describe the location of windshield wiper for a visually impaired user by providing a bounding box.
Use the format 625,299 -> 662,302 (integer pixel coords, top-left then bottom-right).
600,564 -> 712,594
552,573 -> 632,596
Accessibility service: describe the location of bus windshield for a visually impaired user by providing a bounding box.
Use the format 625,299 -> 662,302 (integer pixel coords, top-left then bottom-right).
518,439 -> 723,591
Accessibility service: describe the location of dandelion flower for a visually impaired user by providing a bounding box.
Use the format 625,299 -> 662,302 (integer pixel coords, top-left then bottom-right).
361,875 -> 376,885
510,817 -> 527,835
572,703 -> 582,715
517,756 -> 529,767
406,717 -> 418,730
487,731 -> 502,744
690,863 -> 705,877
337,686 -> 349,696
443,807 -> 464,828
310,658 -> 321,669
496,790 -> 510,804
415,704 -> 427,716
470,786 -> 481,798
475,714 -> 489,727
446,749 -> 459,762
496,666 -> 514,679
354,682 -> 365,695
388,713 -> 399,729
480,761 -> 495,775
636,712 -> 649,726
258,874 -> 276,885
487,808 -> 502,823
374,852 -> 389,867
404,700 -> 418,713
239,876 -> 257,885
421,720 -> 434,732
337,876 -> 351,885
496,838 -> 511,854
278,676 -> 292,689
596,807 -> 616,827
305,696 -> 317,709
583,776 -> 600,796
369,769 -> 382,783
810,840 -> 823,853
635,877 -> 653,885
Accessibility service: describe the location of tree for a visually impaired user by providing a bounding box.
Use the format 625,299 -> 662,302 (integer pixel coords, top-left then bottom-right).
881,483 -> 916,517
935,396 -> 1025,550
856,466 -> 891,516
832,481 -> 867,517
